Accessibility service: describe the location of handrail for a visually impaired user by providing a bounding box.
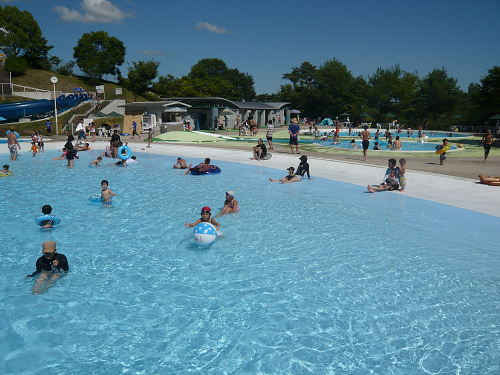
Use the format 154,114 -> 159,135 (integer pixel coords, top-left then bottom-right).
11,83 -> 51,93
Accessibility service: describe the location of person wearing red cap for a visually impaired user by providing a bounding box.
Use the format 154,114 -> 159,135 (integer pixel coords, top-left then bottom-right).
185,206 -> 220,231
26,241 -> 69,294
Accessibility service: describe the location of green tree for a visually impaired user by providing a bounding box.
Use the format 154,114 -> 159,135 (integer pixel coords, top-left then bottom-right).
0,5 -> 52,68
477,66 -> 500,119
315,59 -> 367,117
280,59 -> 367,118
4,55 -> 28,76
368,64 -> 420,120
152,74 -> 183,97
49,55 -> 63,72
419,67 -> 463,124
126,59 -> 160,101
73,31 -> 125,79
187,58 -> 256,100
281,62 -> 319,116
58,60 -> 75,76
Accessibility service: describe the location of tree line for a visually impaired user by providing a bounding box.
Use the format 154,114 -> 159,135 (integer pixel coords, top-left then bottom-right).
1,4 -> 498,126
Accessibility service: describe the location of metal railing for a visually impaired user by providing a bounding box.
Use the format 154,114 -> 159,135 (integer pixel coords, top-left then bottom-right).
0,82 -> 12,95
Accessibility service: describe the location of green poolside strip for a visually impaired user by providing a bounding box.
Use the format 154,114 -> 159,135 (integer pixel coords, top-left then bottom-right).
152,130 -> 497,158
153,131 -> 229,142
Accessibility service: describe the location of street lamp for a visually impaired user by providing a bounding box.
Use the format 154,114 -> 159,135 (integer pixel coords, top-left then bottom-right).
50,76 -> 59,135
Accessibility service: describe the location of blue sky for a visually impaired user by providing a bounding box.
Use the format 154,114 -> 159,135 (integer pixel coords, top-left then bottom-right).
1,0 -> 499,94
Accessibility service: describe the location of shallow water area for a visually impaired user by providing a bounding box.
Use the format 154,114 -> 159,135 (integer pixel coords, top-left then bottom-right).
315,130 -> 470,139
310,139 -> 457,152
1,150 -> 500,374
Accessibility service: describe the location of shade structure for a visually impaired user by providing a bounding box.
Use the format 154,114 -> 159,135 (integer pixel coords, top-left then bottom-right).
359,112 -> 371,117
452,115 -> 463,119
106,111 -> 123,117
321,118 -> 334,126
290,109 -> 301,114
488,114 -> 500,120
339,112 -> 350,116
384,113 -> 396,118
0,116 -> 6,121
220,110 -> 234,116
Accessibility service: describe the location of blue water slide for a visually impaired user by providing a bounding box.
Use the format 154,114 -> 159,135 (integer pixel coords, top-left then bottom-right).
0,94 -> 88,122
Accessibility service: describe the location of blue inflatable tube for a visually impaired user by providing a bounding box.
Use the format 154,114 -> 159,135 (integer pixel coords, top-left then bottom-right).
117,145 -> 132,160
190,166 -> 221,175
35,215 -> 61,229
5,130 -> 20,139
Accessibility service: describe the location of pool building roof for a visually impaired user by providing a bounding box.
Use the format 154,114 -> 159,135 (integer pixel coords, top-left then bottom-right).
162,97 -> 290,111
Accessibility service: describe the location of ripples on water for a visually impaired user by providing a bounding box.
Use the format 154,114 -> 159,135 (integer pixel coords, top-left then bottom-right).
0,150 -> 499,374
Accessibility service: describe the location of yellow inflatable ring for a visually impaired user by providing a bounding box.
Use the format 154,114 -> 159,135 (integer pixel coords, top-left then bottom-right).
435,144 -> 451,155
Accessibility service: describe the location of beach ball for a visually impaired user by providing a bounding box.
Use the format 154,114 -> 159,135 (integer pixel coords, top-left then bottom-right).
193,223 -> 218,246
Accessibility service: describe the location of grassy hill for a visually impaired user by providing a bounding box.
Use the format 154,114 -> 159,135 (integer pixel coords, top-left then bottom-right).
0,69 -> 139,136
4,68 -> 146,103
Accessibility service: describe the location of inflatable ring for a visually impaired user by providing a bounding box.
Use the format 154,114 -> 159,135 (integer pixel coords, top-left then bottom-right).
117,145 -> 132,160
190,166 -> 221,175
0,54 -> 5,62
89,194 -> 101,203
35,215 -> 61,229
479,175 -> 500,186
5,130 -> 20,139
435,144 -> 451,155
0,172 -> 13,177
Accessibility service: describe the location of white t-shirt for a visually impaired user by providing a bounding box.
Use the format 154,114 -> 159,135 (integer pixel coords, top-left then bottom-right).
267,123 -> 274,136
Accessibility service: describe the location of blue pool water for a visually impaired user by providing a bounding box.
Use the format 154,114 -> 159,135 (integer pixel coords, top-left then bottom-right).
1,150 -> 500,374
310,139 -> 457,152
318,130 -> 470,139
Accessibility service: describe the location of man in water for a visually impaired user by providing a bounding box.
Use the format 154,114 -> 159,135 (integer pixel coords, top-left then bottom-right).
7,128 -> 21,161
174,157 -> 192,169
393,136 -> 402,150
26,241 -> 69,294
360,125 -> 371,161
185,158 -> 213,175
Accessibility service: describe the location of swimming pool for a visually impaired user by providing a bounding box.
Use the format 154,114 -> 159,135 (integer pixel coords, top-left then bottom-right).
311,139 -> 458,152
1,150 -> 499,374
247,138 -> 457,152
314,130 -> 470,139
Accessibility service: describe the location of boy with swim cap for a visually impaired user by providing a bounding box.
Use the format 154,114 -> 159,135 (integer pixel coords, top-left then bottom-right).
185,206 -> 220,231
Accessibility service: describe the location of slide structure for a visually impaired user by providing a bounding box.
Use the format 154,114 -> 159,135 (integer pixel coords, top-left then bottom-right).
0,94 -> 89,123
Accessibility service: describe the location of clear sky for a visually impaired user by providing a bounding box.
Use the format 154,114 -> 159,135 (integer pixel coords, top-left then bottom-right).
2,0 -> 499,94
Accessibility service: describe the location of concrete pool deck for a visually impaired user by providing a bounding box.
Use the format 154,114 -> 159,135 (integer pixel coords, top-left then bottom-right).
22,136 -> 500,218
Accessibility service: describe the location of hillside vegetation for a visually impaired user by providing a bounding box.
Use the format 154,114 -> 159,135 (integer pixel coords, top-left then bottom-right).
10,69 -> 146,102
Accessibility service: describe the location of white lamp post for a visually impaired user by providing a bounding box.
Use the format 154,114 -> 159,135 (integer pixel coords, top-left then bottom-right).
50,76 -> 59,135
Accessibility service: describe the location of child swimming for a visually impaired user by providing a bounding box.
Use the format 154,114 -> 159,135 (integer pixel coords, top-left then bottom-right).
100,180 -> 116,207
185,206 -> 220,231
